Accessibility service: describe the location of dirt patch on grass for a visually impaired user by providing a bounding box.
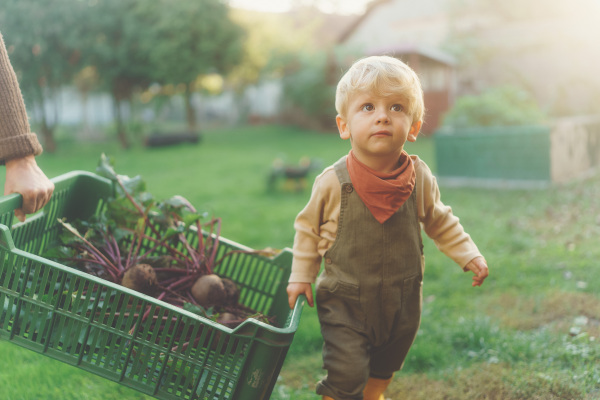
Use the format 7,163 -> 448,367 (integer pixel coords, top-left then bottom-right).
387,363 -> 583,400
487,291 -> 600,336
388,369 -> 510,400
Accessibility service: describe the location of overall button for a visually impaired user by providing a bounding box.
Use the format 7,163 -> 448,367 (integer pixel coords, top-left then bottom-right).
345,185 -> 353,193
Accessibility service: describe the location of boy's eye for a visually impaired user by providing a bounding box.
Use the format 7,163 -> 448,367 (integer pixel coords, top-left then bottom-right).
391,104 -> 404,112
362,104 -> 374,111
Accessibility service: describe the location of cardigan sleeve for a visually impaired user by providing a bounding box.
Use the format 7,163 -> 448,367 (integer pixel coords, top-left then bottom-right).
289,166 -> 341,283
0,32 -> 43,164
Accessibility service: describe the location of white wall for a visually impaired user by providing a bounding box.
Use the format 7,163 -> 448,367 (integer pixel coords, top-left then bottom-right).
31,80 -> 283,133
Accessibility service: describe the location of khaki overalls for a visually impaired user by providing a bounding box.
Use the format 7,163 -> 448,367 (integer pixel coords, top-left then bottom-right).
315,157 -> 424,400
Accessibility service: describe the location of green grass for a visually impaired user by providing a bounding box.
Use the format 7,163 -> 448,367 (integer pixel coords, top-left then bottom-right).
1,124 -> 599,399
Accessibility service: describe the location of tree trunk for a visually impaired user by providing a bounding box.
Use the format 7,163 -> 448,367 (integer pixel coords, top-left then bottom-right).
113,99 -> 130,149
81,92 -> 91,138
184,84 -> 197,131
30,89 -> 57,153
39,116 -> 57,153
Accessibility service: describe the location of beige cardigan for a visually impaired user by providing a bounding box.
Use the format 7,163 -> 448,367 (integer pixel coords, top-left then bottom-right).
0,33 -> 43,164
290,155 -> 482,283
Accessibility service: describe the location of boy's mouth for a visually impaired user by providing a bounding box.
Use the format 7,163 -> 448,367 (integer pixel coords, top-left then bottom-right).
372,130 -> 392,137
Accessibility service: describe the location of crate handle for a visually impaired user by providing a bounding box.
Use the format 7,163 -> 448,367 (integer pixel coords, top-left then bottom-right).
0,192 -> 22,211
0,192 -> 22,227
0,224 -> 16,250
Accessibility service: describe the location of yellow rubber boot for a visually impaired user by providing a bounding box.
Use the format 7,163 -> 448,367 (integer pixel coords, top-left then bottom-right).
363,376 -> 393,400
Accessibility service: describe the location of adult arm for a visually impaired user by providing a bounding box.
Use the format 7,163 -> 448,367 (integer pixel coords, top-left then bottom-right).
0,33 -> 54,221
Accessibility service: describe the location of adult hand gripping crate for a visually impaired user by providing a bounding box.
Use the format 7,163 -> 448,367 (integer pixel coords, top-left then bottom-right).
0,171 -> 305,400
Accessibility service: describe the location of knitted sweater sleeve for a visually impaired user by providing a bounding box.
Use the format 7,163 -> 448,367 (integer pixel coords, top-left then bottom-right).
0,33 -> 43,164
414,156 -> 483,268
289,166 -> 340,283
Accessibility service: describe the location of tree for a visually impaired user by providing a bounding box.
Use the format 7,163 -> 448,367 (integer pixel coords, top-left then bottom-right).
281,50 -> 338,131
227,9 -> 316,89
77,0 -> 156,148
229,8 -> 335,128
137,0 -> 245,131
0,0 -> 87,152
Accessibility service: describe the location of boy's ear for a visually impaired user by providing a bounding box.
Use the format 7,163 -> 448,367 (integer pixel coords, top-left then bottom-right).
336,115 -> 351,140
407,120 -> 422,142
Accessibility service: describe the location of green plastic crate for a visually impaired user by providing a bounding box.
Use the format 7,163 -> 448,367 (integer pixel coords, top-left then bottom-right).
0,171 -> 304,400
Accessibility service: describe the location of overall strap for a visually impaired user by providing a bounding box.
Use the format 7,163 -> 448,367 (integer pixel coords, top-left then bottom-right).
333,156 -> 350,185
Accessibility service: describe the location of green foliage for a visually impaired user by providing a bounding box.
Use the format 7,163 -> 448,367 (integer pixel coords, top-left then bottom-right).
132,0 -> 245,130
281,51 -> 337,130
78,0 -> 155,99
228,9 -> 321,88
1,0 -> 246,147
0,0 -> 86,98
135,0 -> 244,85
442,85 -> 547,128
55,153 -> 222,279
0,0 -> 88,149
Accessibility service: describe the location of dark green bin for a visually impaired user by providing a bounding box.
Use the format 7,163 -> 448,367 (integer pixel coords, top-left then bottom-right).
434,125 -> 552,182
0,171 -> 304,400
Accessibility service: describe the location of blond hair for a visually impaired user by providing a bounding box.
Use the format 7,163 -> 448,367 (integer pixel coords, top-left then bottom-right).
335,56 -> 425,124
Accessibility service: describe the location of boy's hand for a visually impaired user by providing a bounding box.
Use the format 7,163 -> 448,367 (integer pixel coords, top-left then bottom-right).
463,256 -> 488,287
287,282 -> 314,308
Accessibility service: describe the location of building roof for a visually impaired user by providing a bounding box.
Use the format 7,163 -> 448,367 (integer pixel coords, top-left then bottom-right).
337,0 -> 393,43
367,44 -> 457,66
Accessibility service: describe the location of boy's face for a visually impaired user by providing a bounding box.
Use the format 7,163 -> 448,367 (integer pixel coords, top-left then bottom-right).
336,91 -> 422,171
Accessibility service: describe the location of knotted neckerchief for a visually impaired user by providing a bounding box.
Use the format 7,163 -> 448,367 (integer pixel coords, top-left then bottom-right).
346,149 -> 416,224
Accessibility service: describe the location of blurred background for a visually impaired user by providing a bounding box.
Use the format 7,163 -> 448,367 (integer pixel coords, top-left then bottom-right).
1,0 -> 600,399
2,0 -> 599,148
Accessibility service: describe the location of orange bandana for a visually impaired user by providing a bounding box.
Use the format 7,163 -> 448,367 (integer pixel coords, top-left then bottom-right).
346,150 -> 416,224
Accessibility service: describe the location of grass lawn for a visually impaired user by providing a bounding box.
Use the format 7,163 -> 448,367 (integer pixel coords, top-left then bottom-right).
1,124 -> 599,399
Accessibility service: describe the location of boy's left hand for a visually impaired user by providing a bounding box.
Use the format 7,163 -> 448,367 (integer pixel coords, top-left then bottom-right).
463,256 -> 488,287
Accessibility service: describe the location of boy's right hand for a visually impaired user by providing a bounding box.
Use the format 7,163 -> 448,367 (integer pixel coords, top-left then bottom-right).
287,282 -> 314,308
463,256 -> 489,287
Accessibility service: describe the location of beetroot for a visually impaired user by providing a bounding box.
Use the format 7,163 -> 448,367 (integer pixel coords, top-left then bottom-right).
191,274 -> 241,308
191,274 -> 227,307
217,312 -> 237,325
221,278 -> 240,305
121,264 -> 158,295
54,156 -> 272,330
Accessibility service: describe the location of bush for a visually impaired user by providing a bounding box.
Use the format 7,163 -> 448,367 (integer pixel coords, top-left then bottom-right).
281,51 -> 337,131
442,85 -> 546,128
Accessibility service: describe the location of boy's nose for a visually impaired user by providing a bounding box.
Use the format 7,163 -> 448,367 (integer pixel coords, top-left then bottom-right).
376,111 -> 390,124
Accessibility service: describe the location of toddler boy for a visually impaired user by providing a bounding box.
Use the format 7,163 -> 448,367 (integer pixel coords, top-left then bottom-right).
287,56 -> 488,400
